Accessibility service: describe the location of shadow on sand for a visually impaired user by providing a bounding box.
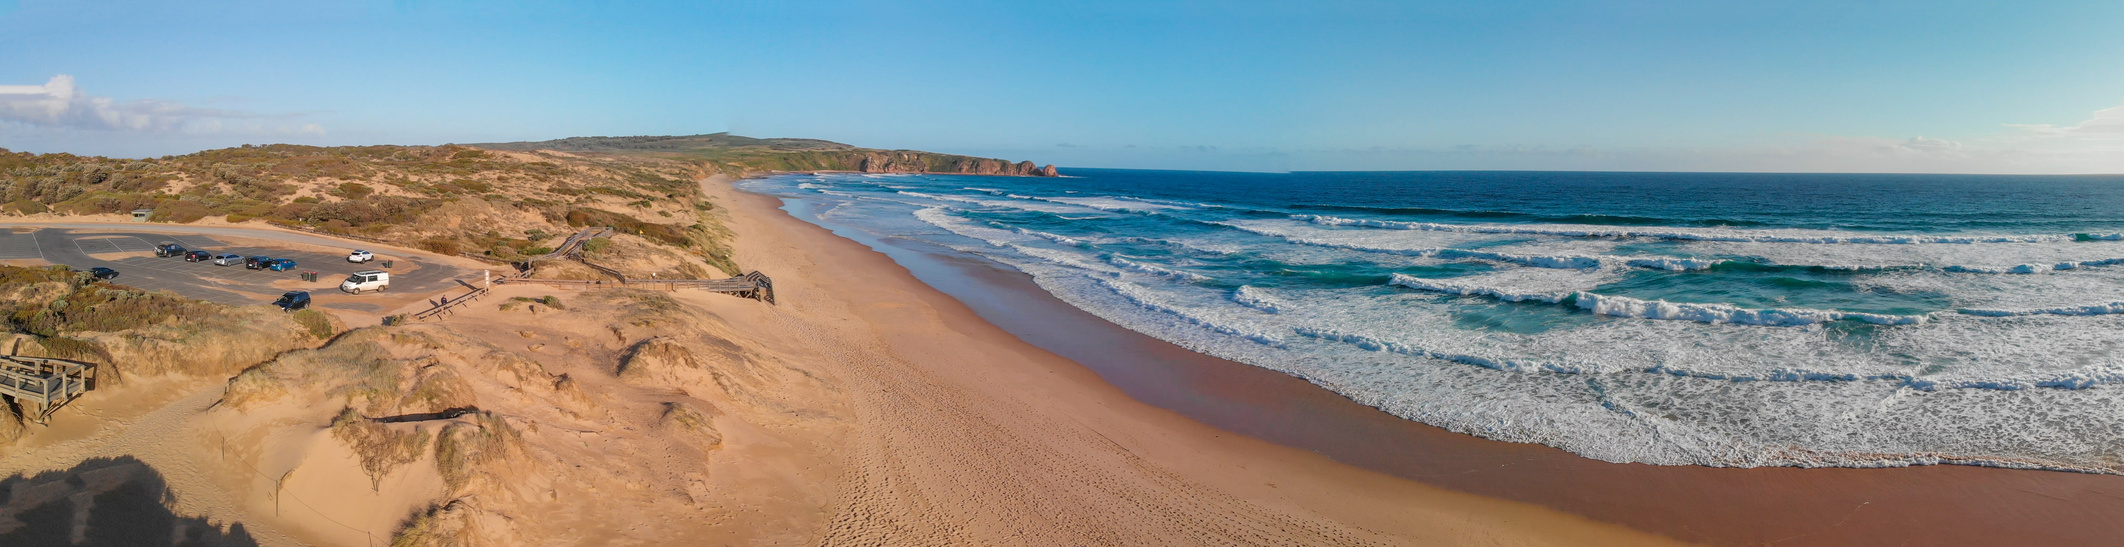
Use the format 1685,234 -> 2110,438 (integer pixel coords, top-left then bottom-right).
0,456 -> 256,547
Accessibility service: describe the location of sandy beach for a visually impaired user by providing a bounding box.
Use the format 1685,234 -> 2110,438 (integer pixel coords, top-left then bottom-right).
718,174 -> 2124,546
5,171 -> 2122,545
697,176 -> 1678,544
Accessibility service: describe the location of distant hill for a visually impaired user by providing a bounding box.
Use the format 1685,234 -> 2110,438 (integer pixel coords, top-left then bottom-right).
469,133 -> 1058,177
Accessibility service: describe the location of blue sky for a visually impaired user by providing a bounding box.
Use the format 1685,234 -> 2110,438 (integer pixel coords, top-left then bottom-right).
2,0 -> 2121,173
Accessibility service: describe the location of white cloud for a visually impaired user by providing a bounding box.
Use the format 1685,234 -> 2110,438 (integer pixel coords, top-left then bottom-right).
0,75 -> 322,136
2005,105 -> 2124,138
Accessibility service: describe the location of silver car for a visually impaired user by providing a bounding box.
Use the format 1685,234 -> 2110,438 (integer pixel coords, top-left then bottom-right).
213,253 -> 244,266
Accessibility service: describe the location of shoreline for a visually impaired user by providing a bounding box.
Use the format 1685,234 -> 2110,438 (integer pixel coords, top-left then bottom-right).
738,179 -> 2124,545
708,177 -> 1678,545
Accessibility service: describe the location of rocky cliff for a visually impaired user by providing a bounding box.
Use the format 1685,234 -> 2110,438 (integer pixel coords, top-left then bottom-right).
856,152 -> 1056,177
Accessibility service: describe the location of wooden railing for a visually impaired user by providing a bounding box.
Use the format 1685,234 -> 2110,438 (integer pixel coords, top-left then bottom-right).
0,355 -> 96,423
413,286 -> 490,322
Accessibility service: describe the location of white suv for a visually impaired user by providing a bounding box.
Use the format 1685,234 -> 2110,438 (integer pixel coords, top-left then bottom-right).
347,250 -> 375,263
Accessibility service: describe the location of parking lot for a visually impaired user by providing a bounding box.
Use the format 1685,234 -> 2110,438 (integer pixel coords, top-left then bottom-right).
0,228 -> 473,313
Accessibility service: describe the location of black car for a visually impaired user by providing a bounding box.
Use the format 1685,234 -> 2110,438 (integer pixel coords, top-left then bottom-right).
88,267 -> 119,280
154,243 -> 187,258
245,256 -> 271,270
273,291 -> 311,312
184,250 -> 212,262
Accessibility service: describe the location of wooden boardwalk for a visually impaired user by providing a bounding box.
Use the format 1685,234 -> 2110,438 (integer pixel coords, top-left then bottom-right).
0,355 -> 96,423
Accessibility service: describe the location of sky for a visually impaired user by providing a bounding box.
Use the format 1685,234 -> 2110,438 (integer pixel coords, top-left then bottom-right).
1,0 -> 2121,173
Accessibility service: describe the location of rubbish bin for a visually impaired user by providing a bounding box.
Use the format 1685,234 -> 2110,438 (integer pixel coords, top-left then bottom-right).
381,260 -> 394,268
301,271 -> 317,282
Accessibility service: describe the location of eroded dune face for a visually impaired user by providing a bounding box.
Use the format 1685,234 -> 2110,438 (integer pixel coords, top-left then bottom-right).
207,288 -> 844,546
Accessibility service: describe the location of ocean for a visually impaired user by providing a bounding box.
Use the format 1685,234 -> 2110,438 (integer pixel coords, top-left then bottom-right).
740,169 -> 2124,473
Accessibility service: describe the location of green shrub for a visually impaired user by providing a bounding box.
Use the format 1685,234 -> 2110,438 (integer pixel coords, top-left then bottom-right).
293,309 -> 335,339
34,336 -> 109,363
6,278 -> 216,337
418,237 -> 462,255
3,199 -> 49,215
331,182 -> 375,199
580,237 -> 610,253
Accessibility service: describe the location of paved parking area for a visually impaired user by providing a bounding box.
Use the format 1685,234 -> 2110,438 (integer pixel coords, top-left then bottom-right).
19,228 -> 471,312
0,231 -> 45,260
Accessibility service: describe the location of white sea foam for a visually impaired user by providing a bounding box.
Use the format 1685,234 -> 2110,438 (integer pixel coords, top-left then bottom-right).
1388,274 -> 1571,303
899,191 -> 1091,213
1105,255 -> 1211,282
1958,302 -> 2124,317
1010,244 -> 1119,275
911,207 -> 1017,246
1241,218 -> 2124,274
1217,222 -> 1608,269
1625,257 -> 1725,271
1015,228 -> 1089,247
1093,277 -> 1284,346
1297,214 -> 2114,244
1386,275 -> 1929,326
1034,195 -> 1194,212
1573,293 -> 1929,326
1231,286 -> 1287,313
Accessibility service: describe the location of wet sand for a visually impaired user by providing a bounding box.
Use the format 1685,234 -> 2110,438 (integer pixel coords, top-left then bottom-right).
764,192 -> 2124,546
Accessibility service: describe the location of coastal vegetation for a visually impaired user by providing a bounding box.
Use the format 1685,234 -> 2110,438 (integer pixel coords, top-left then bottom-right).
0,134 -> 1051,278
0,143 -> 741,275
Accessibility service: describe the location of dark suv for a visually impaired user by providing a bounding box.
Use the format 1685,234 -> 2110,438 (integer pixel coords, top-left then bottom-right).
88,267 -> 119,280
245,256 -> 271,270
184,250 -> 212,262
273,291 -> 311,312
154,243 -> 187,258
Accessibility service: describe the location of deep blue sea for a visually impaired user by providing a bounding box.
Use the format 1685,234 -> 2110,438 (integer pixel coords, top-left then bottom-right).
743,168 -> 2124,473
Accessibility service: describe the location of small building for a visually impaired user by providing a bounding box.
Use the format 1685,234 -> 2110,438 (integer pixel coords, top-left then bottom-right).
131,209 -> 153,222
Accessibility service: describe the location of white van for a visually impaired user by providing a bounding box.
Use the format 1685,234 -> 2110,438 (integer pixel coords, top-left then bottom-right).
341,270 -> 390,293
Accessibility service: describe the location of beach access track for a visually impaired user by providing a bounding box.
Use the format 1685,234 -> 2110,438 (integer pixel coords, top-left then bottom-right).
505,226 -> 777,304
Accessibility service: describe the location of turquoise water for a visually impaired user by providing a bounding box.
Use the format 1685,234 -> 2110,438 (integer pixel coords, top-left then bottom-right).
743,169 -> 2124,473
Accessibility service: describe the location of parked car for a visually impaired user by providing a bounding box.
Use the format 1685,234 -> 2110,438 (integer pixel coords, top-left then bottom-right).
214,253 -> 244,266
267,258 -> 298,271
347,250 -> 375,263
273,291 -> 310,312
154,243 -> 187,258
184,250 -> 212,262
341,270 -> 390,293
88,267 -> 119,280
245,256 -> 270,269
